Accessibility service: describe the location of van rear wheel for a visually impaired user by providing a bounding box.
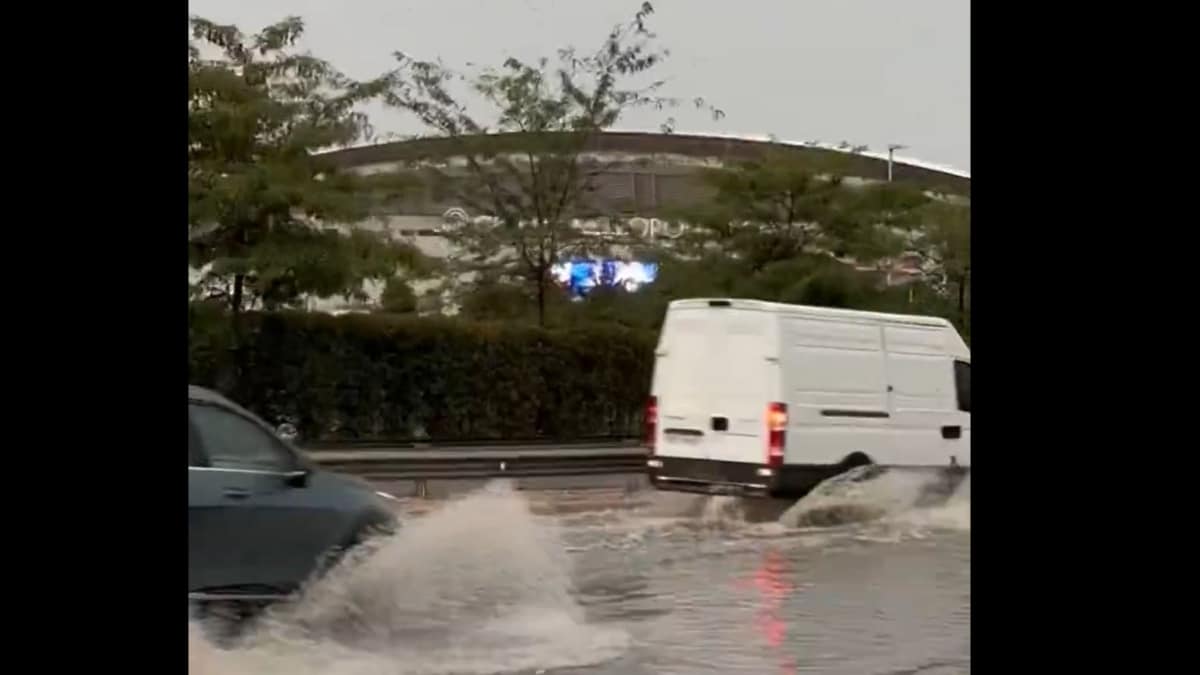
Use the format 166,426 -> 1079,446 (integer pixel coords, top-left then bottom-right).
842,452 -> 872,469
839,453 -> 884,482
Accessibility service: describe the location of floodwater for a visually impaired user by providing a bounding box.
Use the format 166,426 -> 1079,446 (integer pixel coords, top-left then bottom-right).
190,469 -> 970,675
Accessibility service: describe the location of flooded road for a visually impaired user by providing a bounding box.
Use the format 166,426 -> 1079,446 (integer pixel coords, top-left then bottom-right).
190,470 -> 970,675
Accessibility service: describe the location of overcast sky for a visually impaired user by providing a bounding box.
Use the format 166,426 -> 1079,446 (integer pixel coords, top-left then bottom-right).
189,0 -> 969,172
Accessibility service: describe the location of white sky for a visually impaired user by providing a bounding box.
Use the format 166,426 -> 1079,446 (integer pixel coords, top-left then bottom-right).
188,0 -> 970,171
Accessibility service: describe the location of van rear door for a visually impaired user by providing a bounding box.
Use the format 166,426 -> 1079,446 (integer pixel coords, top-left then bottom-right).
654,307 -> 772,465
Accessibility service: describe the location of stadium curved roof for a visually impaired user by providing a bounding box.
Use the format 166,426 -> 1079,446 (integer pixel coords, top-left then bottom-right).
320,130 -> 970,197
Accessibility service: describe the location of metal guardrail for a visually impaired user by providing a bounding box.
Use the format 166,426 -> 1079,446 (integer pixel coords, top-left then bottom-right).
305,440 -> 649,483
300,437 -> 639,451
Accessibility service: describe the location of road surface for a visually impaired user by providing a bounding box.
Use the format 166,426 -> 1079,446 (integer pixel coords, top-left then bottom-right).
190,472 -> 970,674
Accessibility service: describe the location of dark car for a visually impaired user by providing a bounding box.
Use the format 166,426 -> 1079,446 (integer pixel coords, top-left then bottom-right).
188,385 -> 396,610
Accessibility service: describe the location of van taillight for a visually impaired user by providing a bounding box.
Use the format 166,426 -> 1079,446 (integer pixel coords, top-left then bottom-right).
645,396 -> 658,452
766,402 -> 788,467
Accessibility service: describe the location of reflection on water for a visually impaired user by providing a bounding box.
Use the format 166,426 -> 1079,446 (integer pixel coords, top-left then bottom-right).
738,548 -> 797,673
192,472 -> 969,675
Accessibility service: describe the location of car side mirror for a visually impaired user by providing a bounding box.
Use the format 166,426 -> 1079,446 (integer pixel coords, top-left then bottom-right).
276,422 -> 299,443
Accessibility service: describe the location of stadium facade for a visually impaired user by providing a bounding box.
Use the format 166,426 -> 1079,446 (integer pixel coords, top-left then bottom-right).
190,131 -> 970,314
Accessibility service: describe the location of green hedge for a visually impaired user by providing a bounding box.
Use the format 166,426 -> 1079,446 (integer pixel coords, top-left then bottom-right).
188,306 -> 656,442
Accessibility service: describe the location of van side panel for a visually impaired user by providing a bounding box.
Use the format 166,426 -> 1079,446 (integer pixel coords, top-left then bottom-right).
880,325 -> 959,467
780,317 -> 890,465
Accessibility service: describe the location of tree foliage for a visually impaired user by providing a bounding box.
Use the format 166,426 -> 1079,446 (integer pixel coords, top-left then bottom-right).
674,154 -> 930,269
188,16 -> 426,322
377,277 -> 418,315
652,151 -> 970,335
387,2 -> 721,325
900,199 -> 970,327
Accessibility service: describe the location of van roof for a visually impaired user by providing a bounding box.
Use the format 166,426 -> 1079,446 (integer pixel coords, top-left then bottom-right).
666,298 -> 969,360
667,298 -> 955,329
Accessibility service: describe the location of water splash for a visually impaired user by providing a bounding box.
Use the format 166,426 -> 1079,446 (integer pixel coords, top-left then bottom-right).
890,474 -> 971,532
699,496 -> 747,527
191,481 -> 629,675
779,466 -> 970,532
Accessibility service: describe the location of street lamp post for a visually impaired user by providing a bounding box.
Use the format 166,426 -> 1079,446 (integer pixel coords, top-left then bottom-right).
887,144 -> 908,182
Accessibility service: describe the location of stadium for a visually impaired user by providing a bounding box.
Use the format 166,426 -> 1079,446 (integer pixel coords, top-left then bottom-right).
193,131 -> 971,313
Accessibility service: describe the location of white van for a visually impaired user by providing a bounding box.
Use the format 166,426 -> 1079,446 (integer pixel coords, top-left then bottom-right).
644,298 -> 970,499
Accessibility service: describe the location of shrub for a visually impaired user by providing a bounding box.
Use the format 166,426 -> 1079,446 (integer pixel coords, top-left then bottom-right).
188,308 -> 656,442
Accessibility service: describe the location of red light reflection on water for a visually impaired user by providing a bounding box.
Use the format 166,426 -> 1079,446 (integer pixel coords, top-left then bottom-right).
735,548 -> 800,673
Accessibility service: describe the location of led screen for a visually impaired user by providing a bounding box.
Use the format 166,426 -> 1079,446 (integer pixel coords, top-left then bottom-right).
550,259 -> 659,298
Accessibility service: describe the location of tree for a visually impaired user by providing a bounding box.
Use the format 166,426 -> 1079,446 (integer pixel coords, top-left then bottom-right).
678,152 -> 919,271
661,154 -> 973,328
458,277 -> 545,323
905,200 -> 970,323
188,16 -> 425,336
387,2 -> 721,326
376,277 -> 418,314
